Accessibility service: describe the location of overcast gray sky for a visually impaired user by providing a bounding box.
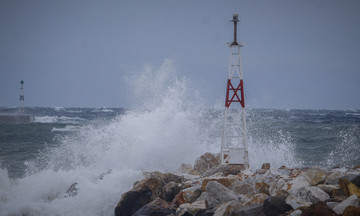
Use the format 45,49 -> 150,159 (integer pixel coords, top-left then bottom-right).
1,0 -> 359,109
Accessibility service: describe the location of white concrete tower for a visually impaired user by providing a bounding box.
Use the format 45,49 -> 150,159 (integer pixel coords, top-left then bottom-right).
220,14 -> 249,168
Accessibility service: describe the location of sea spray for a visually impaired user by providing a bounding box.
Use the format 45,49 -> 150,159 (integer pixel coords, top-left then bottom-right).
0,60 -> 211,216
325,125 -> 360,167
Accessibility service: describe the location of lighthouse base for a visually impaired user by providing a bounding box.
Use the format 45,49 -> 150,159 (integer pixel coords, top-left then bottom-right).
228,149 -> 246,165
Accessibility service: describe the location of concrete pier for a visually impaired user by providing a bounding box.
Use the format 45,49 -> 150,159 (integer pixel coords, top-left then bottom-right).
0,114 -> 35,123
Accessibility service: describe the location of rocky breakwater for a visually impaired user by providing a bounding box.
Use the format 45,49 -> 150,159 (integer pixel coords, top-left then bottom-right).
114,153 -> 360,216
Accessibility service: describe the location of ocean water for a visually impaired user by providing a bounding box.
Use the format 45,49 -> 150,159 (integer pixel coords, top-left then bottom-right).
1,61 -> 360,215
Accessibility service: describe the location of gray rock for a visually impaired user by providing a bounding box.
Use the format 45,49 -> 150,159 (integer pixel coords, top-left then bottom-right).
285,195 -> 311,209
114,187 -> 152,216
194,152 -> 220,174
241,193 -> 269,207
201,164 -> 245,178
268,179 -> 287,197
286,176 -> 311,195
214,201 -> 265,216
301,168 -> 326,186
163,181 -> 181,202
196,192 -> 219,209
261,163 -> 270,170
351,174 -> 360,188
133,197 -> 176,216
326,201 -> 339,209
205,181 -> 240,208
288,209 -> 302,216
296,186 -> 330,203
333,194 -> 360,215
213,200 -> 240,216
316,184 -> 339,195
65,182 -> 78,198
276,167 -> 292,176
115,171 -> 184,216
230,179 -> 256,195
176,200 -> 206,216
233,204 -> 266,216
262,196 -> 292,216
182,186 -> 202,203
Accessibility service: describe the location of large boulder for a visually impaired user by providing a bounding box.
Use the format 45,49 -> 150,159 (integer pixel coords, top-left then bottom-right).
230,179 -> 257,195
114,186 -> 153,216
333,178 -> 360,197
262,196 -> 292,216
145,171 -> 185,185
241,193 -> 269,207
325,168 -> 347,184
316,184 -> 339,196
296,186 -> 330,203
285,195 -> 311,209
232,204 -> 266,216
162,181 -> 181,202
194,152 -> 220,173
199,164 -> 246,178
133,197 -> 176,216
196,192 -> 219,209
261,163 -> 271,170
182,186 -> 202,203
214,201 -> 265,216
269,179 -> 288,197
343,206 -> 360,216
289,209 -> 302,216
201,177 -> 237,192
301,168 -> 326,186
285,176 -> 311,195
351,175 -> 360,188
115,172 -> 184,216
301,201 -> 337,216
173,185 -> 202,205
205,181 -> 239,208
333,195 -> 360,215
255,182 -> 270,195
276,166 -> 292,177
213,200 -> 240,216
348,182 -> 360,197
176,200 -> 207,216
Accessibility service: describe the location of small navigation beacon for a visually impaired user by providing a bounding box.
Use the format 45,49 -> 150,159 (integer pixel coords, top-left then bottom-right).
220,13 -> 249,168
19,80 -> 25,113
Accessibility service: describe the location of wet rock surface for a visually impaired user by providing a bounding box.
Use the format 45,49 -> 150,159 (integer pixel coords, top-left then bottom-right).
113,152 -> 360,216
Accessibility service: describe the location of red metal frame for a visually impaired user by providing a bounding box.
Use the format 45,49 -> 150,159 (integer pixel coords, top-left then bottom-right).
225,79 -> 244,108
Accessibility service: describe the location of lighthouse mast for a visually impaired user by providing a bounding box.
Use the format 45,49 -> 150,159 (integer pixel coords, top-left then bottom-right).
19,80 -> 25,113
220,14 -> 249,168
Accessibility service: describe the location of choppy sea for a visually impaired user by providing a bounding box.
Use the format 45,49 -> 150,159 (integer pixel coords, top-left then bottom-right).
0,61 -> 359,215
0,106 -> 359,215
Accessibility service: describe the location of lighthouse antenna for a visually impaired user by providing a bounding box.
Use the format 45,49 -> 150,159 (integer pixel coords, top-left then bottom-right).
231,13 -> 240,46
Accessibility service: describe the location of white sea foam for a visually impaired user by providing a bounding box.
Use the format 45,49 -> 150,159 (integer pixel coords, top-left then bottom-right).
35,116 -> 85,124
92,108 -> 114,113
0,59 -> 302,216
53,106 -> 64,111
51,125 -> 79,132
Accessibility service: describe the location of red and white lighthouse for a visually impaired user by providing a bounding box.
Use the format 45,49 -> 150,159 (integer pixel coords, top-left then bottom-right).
220,14 -> 249,168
